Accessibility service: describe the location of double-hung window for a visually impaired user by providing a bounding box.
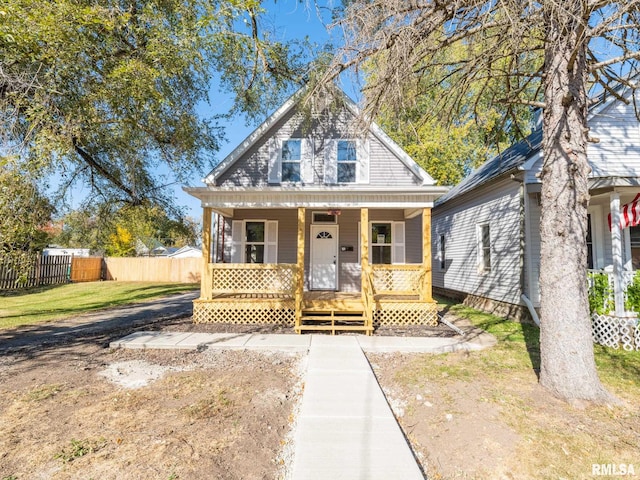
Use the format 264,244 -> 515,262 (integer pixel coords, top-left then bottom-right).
245,221 -> 265,263
231,220 -> 278,264
281,139 -> 301,183
371,223 -> 392,264
477,223 -> 491,272
361,222 -> 405,264
337,140 -> 357,183
439,234 -> 446,270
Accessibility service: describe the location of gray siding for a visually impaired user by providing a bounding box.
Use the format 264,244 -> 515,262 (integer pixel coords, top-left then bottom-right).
220,207 -> 425,292
216,105 -> 422,188
432,177 -> 523,305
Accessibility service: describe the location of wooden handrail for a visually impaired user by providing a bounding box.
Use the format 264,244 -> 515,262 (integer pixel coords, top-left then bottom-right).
362,265 -> 374,334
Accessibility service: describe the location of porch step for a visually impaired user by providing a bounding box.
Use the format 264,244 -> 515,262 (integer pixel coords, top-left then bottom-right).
295,324 -> 373,333
298,309 -> 372,335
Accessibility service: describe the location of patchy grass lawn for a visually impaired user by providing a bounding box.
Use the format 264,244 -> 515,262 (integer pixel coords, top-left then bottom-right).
370,302 -> 640,479
0,282 -> 198,329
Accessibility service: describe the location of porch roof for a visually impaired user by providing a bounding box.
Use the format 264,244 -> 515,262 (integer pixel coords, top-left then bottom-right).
184,185 -> 449,214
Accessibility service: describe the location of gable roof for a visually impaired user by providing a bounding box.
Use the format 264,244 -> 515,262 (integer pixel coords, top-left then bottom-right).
436,128 -> 542,204
437,84 -> 639,205
204,84 -> 436,186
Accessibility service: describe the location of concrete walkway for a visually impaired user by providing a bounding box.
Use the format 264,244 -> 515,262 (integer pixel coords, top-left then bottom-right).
111,330 -> 495,480
109,330 -> 495,353
291,335 -> 423,479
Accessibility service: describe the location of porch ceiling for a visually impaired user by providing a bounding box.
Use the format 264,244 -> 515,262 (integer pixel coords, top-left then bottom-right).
183,186 -> 449,210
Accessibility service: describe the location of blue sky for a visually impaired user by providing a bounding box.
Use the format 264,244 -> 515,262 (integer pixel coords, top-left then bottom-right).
175,0 -> 355,220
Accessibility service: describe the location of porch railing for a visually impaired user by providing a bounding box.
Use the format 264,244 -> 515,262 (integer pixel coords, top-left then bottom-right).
362,265 -> 375,330
588,269 -> 637,314
370,264 -> 424,296
209,263 -> 297,295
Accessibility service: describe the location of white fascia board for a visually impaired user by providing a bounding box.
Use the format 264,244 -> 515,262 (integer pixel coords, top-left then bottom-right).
204,85 -> 308,185
519,151 -> 542,173
184,186 -> 448,210
339,93 -> 436,186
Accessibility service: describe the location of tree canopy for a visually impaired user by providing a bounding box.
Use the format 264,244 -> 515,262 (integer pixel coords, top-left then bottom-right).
0,0 -> 308,209
323,0 -> 640,403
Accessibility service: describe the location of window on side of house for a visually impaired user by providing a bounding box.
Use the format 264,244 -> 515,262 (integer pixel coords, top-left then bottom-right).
629,224 -> 640,270
586,213 -> 594,270
281,139 -> 301,183
477,223 -> 491,272
337,140 -> 357,183
439,234 -> 446,270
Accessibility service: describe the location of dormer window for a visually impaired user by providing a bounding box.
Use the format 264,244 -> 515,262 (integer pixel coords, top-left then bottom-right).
282,139 -> 302,182
337,140 -> 357,183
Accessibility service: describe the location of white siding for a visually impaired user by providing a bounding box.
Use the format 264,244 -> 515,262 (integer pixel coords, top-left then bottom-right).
525,99 -> 640,182
589,99 -> 640,178
432,177 -> 523,305
525,192 -> 542,305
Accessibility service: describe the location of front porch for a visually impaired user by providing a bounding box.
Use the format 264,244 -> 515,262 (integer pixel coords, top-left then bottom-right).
193,207 -> 438,334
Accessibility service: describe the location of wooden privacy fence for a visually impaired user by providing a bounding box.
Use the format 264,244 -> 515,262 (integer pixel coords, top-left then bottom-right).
71,257 -> 103,283
104,257 -> 201,283
0,254 -> 72,290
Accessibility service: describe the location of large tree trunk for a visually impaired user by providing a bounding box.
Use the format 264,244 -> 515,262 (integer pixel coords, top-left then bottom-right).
539,3 -> 614,403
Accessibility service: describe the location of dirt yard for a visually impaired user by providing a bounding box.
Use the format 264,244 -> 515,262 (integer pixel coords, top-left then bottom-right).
0,341 -> 303,480
1,313 -> 638,480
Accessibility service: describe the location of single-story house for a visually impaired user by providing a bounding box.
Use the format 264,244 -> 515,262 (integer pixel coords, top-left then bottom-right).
431,86 -> 640,322
185,86 -> 448,334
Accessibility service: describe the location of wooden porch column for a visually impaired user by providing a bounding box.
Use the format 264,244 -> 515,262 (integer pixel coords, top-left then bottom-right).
361,208 -> 369,281
201,207 -> 213,300
295,207 -> 306,330
610,192 -> 625,315
422,207 -> 433,302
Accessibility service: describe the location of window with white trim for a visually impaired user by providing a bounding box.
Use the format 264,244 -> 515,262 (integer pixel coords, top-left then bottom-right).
371,223 -> 392,264
231,220 -> 278,264
477,223 -> 491,272
439,234 -> 446,270
245,221 -> 265,263
281,139 -> 301,182
324,139 -> 369,185
360,221 -> 405,264
337,140 -> 357,183
586,214 -> 594,269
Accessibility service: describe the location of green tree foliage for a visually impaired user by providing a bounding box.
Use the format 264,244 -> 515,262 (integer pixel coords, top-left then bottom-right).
0,159 -> 55,255
323,0 -> 640,403
0,0 -> 307,208
54,203 -> 199,256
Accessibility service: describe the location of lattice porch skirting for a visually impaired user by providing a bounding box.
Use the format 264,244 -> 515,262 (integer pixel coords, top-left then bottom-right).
592,313 -> 640,351
193,299 -> 296,326
374,301 -> 439,327
193,299 -> 439,328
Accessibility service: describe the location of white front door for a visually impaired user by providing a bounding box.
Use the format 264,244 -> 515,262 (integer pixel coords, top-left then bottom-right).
310,225 -> 338,290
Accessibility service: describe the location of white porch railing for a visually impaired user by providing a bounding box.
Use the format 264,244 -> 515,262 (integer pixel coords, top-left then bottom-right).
588,270 -> 640,351
587,270 -> 636,314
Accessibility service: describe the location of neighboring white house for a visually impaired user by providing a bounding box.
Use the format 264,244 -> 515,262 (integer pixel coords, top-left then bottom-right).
168,246 -> 202,258
432,87 -> 640,320
43,247 -> 91,257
